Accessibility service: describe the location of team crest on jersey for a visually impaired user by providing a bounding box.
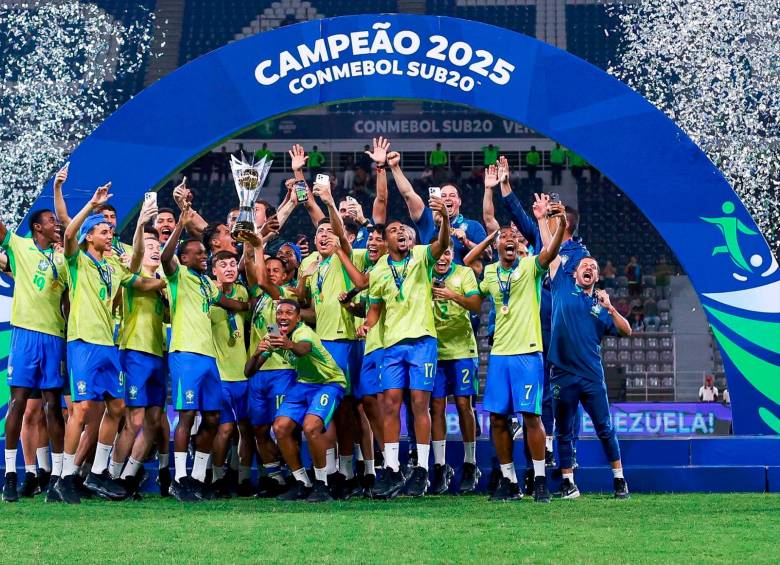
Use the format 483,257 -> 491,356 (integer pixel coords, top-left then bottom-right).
185,390 -> 195,403
590,303 -> 603,317
77,380 -> 87,394
129,385 -> 138,400
452,277 -> 461,287
37,259 -> 50,271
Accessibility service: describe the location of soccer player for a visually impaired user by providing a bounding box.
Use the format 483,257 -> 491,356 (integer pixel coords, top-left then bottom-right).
253,300 -> 347,503
472,210 -> 567,503
358,196 -> 451,499
160,206 -> 250,502
541,209 -> 631,498
430,242 -> 482,494
1,199 -> 68,502
154,208 -> 178,246
109,203 -> 168,497
209,250 -> 252,498
54,184 -> 165,504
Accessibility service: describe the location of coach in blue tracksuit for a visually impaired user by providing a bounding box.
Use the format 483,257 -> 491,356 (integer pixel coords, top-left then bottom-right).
542,209 -> 631,499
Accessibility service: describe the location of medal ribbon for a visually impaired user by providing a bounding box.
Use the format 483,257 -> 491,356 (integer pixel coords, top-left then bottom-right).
316,256 -> 332,296
84,250 -> 112,298
496,259 -> 519,310
389,255 -> 411,300
35,242 -> 58,281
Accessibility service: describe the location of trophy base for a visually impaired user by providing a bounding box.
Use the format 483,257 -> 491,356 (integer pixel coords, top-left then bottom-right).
232,221 -> 255,239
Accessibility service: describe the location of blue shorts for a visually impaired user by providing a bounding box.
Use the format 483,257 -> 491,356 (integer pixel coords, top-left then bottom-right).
8,328 -> 65,390
169,351 -> 221,412
322,339 -> 363,395
219,380 -> 249,424
356,348 -> 383,398
248,369 -> 296,426
433,358 -> 478,399
276,381 -> 344,429
484,352 -> 544,416
67,340 -> 123,402
382,336 -> 438,392
121,349 -> 166,407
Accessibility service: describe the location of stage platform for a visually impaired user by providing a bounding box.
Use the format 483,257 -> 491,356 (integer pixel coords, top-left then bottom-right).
2,436 -> 779,494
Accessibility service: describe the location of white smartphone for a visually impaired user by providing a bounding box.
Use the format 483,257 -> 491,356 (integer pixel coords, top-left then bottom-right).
144,191 -> 157,207
428,186 -> 441,199
315,173 -> 330,185
267,323 -> 281,337
346,195 -> 358,204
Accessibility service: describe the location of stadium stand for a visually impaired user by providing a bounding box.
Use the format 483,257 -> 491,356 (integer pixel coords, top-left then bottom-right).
565,2 -> 624,70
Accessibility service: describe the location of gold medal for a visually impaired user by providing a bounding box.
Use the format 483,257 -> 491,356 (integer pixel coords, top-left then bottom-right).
501,304 -> 510,314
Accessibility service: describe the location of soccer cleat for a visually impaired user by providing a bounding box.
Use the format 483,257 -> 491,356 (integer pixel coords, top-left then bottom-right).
276,480 -> 310,501
361,473 -> 376,498
490,477 -> 521,501
523,469 -> 535,497
533,476 -> 551,503
429,463 -> 454,495
120,468 -> 147,500
38,470 -> 52,493
189,477 -> 215,501
486,465 -> 501,496
157,467 -> 172,498
343,476 -> 363,500
2,473 -> 19,502
45,479 -> 63,502
169,478 -> 198,503
559,478 -> 580,499
211,478 -> 232,499
403,467 -> 429,497
613,477 -> 630,499
84,470 -> 127,500
458,462 -> 481,494
327,472 -> 347,500
54,475 -> 81,504
20,472 -> 39,498
256,475 -> 285,498
373,469 -> 406,500
355,460 -> 365,478
236,479 -> 254,498
307,480 -> 334,503
545,449 -> 556,469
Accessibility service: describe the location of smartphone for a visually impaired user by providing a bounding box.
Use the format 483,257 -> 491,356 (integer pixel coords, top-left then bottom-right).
294,181 -> 308,203
549,192 -> 561,204
144,191 -> 157,207
432,279 -> 445,288
428,186 -> 441,199
267,324 -> 281,337
315,173 -> 330,186
346,195 -> 358,205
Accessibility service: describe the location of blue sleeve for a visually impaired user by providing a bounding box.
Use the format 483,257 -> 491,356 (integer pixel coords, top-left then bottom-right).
466,219 -> 486,245
500,191 -> 541,249
414,206 -> 435,244
599,309 -> 620,337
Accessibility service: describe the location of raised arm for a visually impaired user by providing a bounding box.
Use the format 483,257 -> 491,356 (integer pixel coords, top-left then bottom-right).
334,246 -> 369,290
289,144 -> 308,183
161,205 -> 189,276
53,164 -> 71,228
313,179 -> 352,254
482,164 -> 500,233
64,182 -> 112,257
239,230 -> 280,300
129,200 -> 157,273
497,156 -> 541,249
595,289 -> 632,337
538,202 -> 567,270
387,151 -> 425,222
172,177 -> 207,238
366,137 -> 391,224
463,230 -> 499,268
428,197 -> 452,260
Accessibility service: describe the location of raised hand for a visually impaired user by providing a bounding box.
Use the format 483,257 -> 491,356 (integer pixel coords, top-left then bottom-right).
54,163 -> 69,189
595,289 -> 612,309
386,150 -> 401,168
365,136 -> 391,165
138,199 -> 158,225
289,144 -> 308,172
259,215 -> 281,239
484,164 -> 500,189
533,192 -> 550,220
346,200 -> 367,224
429,195 -> 447,216
312,178 -> 333,204
498,155 -> 510,182
90,182 -> 113,208
172,177 -> 190,210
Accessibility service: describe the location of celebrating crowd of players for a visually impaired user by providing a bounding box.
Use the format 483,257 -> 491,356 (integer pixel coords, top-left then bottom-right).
1,137 -> 631,504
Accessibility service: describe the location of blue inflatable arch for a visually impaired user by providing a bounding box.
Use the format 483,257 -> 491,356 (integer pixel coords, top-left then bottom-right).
20,14 -> 780,433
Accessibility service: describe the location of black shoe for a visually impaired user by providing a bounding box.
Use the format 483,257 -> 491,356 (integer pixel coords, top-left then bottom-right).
523,469 -> 535,497
84,470 -> 127,500
2,472 -> 19,502
487,465 -> 501,495
157,466 -> 172,497
403,467 -> 429,497
189,476 -> 215,501
54,474 -> 81,504
613,477 -> 630,499
533,476 -> 551,503
327,472 -> 347,500
374,469 -> 406,500
355,460 -> 365,478
46,479 -> 63,502
307,480 -> 333,503
458,462 -> 481,494
211,478 -> 232,499
170,477 -> 198,502
74,474 -> 94,499
276,480 -> 310,501
429,463 -> 454,495
236,479 -> 254,497
490,477 -> 521,501
343,476 -> 363,500
38,470 -> 52,493
559,478 -> 580,499
20,472 -> 39,498
545,449 -> 556,468
256,475 -> 285,498
122,468 -> 147,500
361,473 -> 376,498
225,467 -> 238,491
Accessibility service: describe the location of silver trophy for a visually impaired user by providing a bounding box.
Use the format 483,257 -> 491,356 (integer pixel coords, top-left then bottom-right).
229,152 -> 272,238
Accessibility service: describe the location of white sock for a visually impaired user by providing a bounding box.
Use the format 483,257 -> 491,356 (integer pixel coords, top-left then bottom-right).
25,464 -> 37,476
158,452 -> 169,469
562,472 -> 574,482
229,447 -> 240,471
354,444 -> 364,461
500,462 -> 517,483
463,441 -> 476,464
120,457 -> 142,479
191,451 -> 209,483
365,459 -> 376,476
612,467 -> 624,479
52,453 -> 64,478
532,459 -> 546,479
384,443 -> 400,472
545,436 -> 554,452
4,449 -> 17,475
416,443 -> 430,471
339,455 -> 354,479
174,452 -> 188,481
37,446 -> 51,472
239,465 -> 251,483
108,458 -> 124,479
325,448 -> 337,475
213,465 -> 226,481
62,453 -> 77,477
91,442 -> 112,475
314,467 -> 328,483
293,467 -> 312,487
432,440 -> 446,466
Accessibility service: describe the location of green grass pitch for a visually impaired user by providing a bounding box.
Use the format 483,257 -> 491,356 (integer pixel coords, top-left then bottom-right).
1,494 -> 778,563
